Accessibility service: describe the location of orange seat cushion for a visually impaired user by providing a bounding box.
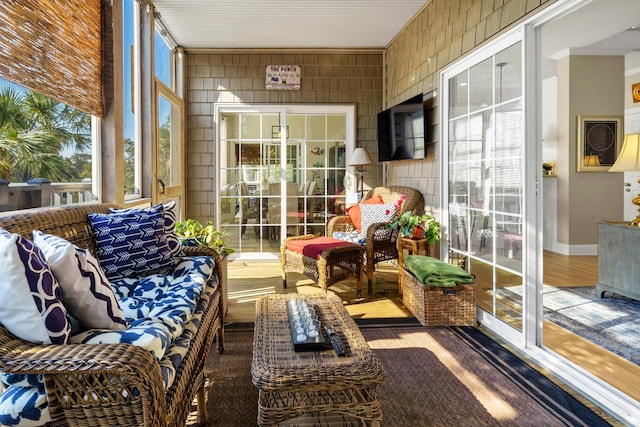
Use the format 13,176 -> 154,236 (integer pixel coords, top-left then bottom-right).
346,195 -> 384,232
286,237 -> 355,259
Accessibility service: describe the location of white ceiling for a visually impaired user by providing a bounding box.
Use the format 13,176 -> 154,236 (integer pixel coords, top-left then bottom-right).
151,0 -> 429,49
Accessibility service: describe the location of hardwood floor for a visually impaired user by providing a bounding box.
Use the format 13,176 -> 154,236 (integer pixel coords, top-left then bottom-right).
226,252 -> 640,404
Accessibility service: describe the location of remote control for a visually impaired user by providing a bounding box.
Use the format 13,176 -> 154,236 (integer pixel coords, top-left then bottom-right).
325,326 -> 347,356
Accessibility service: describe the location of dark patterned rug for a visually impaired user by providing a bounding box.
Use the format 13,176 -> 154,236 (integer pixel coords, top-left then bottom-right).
496,285 -> 640,365
187,325 -> 611,426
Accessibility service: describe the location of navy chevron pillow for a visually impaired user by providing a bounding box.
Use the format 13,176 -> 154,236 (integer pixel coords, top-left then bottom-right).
110,201 -> 184,258
88,205 -> 174,280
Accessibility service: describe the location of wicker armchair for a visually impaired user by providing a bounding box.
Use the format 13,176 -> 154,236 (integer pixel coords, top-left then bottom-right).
327,186 -> 424,295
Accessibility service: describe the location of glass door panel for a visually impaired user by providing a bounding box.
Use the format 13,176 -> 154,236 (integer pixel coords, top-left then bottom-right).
155,82 -> 183,204
446,41 -> 524,331
218,109 -> 349,255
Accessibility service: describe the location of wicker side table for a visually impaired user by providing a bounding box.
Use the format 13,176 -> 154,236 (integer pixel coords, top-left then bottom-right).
251,294 -> 385,426
281,235 -> 365,296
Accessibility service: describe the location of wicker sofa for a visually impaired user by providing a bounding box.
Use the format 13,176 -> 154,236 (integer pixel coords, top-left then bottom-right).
327,186 -> 424,294
0,203 -> 225,427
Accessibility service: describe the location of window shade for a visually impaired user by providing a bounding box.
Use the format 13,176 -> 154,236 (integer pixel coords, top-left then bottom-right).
0,0 -> 103,117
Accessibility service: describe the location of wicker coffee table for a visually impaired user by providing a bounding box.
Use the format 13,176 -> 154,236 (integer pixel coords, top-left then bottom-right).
251,293 -> 385,426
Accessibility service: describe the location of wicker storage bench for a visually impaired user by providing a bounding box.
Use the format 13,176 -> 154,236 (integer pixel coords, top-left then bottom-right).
402,263 -> 477,327
0,203 -> 225,427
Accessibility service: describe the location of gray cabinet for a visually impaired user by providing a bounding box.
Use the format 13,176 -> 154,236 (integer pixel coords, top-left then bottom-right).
597,220 -> 640,301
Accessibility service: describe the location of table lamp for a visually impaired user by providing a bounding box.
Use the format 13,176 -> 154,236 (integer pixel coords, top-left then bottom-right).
609,133 -> 640,226
348,147 -> 373,200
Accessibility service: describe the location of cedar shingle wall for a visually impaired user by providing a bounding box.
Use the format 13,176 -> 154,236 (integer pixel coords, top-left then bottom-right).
184,0 -> 556,223
185,52 -> 383,222
383,0 -> 555,215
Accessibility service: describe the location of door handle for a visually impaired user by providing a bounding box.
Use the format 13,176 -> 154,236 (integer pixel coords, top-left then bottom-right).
158,179 -> 166,194
624,182 -> 631,187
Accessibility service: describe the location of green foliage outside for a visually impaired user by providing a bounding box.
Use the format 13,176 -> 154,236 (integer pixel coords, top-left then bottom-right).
0,86 -> 91,182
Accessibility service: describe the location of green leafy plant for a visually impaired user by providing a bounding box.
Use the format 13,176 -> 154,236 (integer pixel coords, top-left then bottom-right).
388,211 -> 440,243
174,219 -> 235,257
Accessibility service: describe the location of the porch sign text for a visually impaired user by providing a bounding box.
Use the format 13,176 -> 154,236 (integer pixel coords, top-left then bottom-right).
266,65 -> 301,90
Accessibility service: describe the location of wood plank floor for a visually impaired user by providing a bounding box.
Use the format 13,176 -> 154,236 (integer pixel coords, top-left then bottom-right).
225,251 -> 640,404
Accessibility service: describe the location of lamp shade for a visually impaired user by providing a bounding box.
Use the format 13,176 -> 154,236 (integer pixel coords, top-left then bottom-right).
348,147 -> 373,167
609,133 -> 640,172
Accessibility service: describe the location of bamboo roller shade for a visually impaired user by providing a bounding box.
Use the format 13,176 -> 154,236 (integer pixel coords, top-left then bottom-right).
0,0 -> 104,117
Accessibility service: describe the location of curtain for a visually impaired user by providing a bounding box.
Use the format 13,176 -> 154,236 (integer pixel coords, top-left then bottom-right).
0,0 -> 103,117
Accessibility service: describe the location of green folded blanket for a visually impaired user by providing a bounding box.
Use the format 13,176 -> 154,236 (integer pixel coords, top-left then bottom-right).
404,255 -> 475,288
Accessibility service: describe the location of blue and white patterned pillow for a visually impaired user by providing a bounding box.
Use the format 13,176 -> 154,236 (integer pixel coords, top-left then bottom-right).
110,201 -> 184,258
32,231 -> 127,330
332,230 -> 366,245
0,228 -> 70,345
88,205 -> 174,280
0,375 -> 51,427
359,203 -> 397,237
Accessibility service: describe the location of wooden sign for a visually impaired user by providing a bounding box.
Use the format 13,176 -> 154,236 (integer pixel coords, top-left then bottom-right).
266,65 -> 301,90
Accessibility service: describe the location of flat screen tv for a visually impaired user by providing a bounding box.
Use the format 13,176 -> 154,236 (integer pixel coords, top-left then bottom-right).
377,92 -> 436,162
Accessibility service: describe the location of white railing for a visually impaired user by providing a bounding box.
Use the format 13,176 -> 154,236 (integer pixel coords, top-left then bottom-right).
0,178 -> 96,212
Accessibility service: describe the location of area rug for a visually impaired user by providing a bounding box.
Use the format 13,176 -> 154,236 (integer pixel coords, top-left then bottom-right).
496,285 -> 640,365
186,325 -> 611,426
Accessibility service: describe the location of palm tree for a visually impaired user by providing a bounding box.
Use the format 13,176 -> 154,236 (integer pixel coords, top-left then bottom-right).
0,86 -> 91,181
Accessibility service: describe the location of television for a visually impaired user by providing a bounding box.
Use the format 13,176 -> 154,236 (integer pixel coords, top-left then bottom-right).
377,92 -> 436,162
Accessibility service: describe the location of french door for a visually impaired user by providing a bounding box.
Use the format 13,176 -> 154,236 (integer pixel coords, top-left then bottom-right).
216,105 -> 356,257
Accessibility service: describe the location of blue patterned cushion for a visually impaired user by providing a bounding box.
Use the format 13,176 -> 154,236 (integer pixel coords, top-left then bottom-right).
0,382 -> 50,426
88,205 -> 174,280
332,230 -> 366,245
0,228 -> 70,345
110,201 -> 184,258
71,319 -> 173,360
32,231 -> 127,330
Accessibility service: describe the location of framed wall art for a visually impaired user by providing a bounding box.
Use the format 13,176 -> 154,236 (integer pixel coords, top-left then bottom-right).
576,115 -> 622,172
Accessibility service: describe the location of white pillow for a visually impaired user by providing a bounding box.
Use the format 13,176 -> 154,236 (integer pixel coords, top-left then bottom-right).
0,228 -> 70,344
33,231 -> 127,330
359,203 -> 397,237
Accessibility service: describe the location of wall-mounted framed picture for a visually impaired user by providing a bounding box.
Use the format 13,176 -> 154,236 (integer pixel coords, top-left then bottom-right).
576,115 -> 622,172
632,82 -> 640,103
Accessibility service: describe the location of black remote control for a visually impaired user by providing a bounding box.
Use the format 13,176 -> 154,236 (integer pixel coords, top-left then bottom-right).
325,326 -> 347,356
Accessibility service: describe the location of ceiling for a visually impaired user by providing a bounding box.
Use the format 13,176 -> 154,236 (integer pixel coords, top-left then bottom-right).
151,0 -> 429,49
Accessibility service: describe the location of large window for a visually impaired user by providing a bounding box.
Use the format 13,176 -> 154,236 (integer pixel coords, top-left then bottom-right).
123,0 -> 140,198
0,78 -> 96,212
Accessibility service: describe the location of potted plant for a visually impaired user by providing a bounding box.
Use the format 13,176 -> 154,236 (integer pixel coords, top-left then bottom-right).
174,219 -> 235,257
388,211 -> 440,243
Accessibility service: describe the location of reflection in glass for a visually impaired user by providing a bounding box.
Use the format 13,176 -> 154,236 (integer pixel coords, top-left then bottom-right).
157,94 -> 181,187
447,41 -> 523,331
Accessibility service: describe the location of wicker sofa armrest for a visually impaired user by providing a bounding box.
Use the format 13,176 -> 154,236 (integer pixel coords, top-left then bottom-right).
0,325 -> 168,426
327,214 -> 356,236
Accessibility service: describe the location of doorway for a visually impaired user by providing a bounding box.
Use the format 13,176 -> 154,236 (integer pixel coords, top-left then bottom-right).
216,105 -> 356,257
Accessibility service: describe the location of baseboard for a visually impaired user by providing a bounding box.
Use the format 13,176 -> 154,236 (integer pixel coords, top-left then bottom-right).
548,242 -> 597,256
